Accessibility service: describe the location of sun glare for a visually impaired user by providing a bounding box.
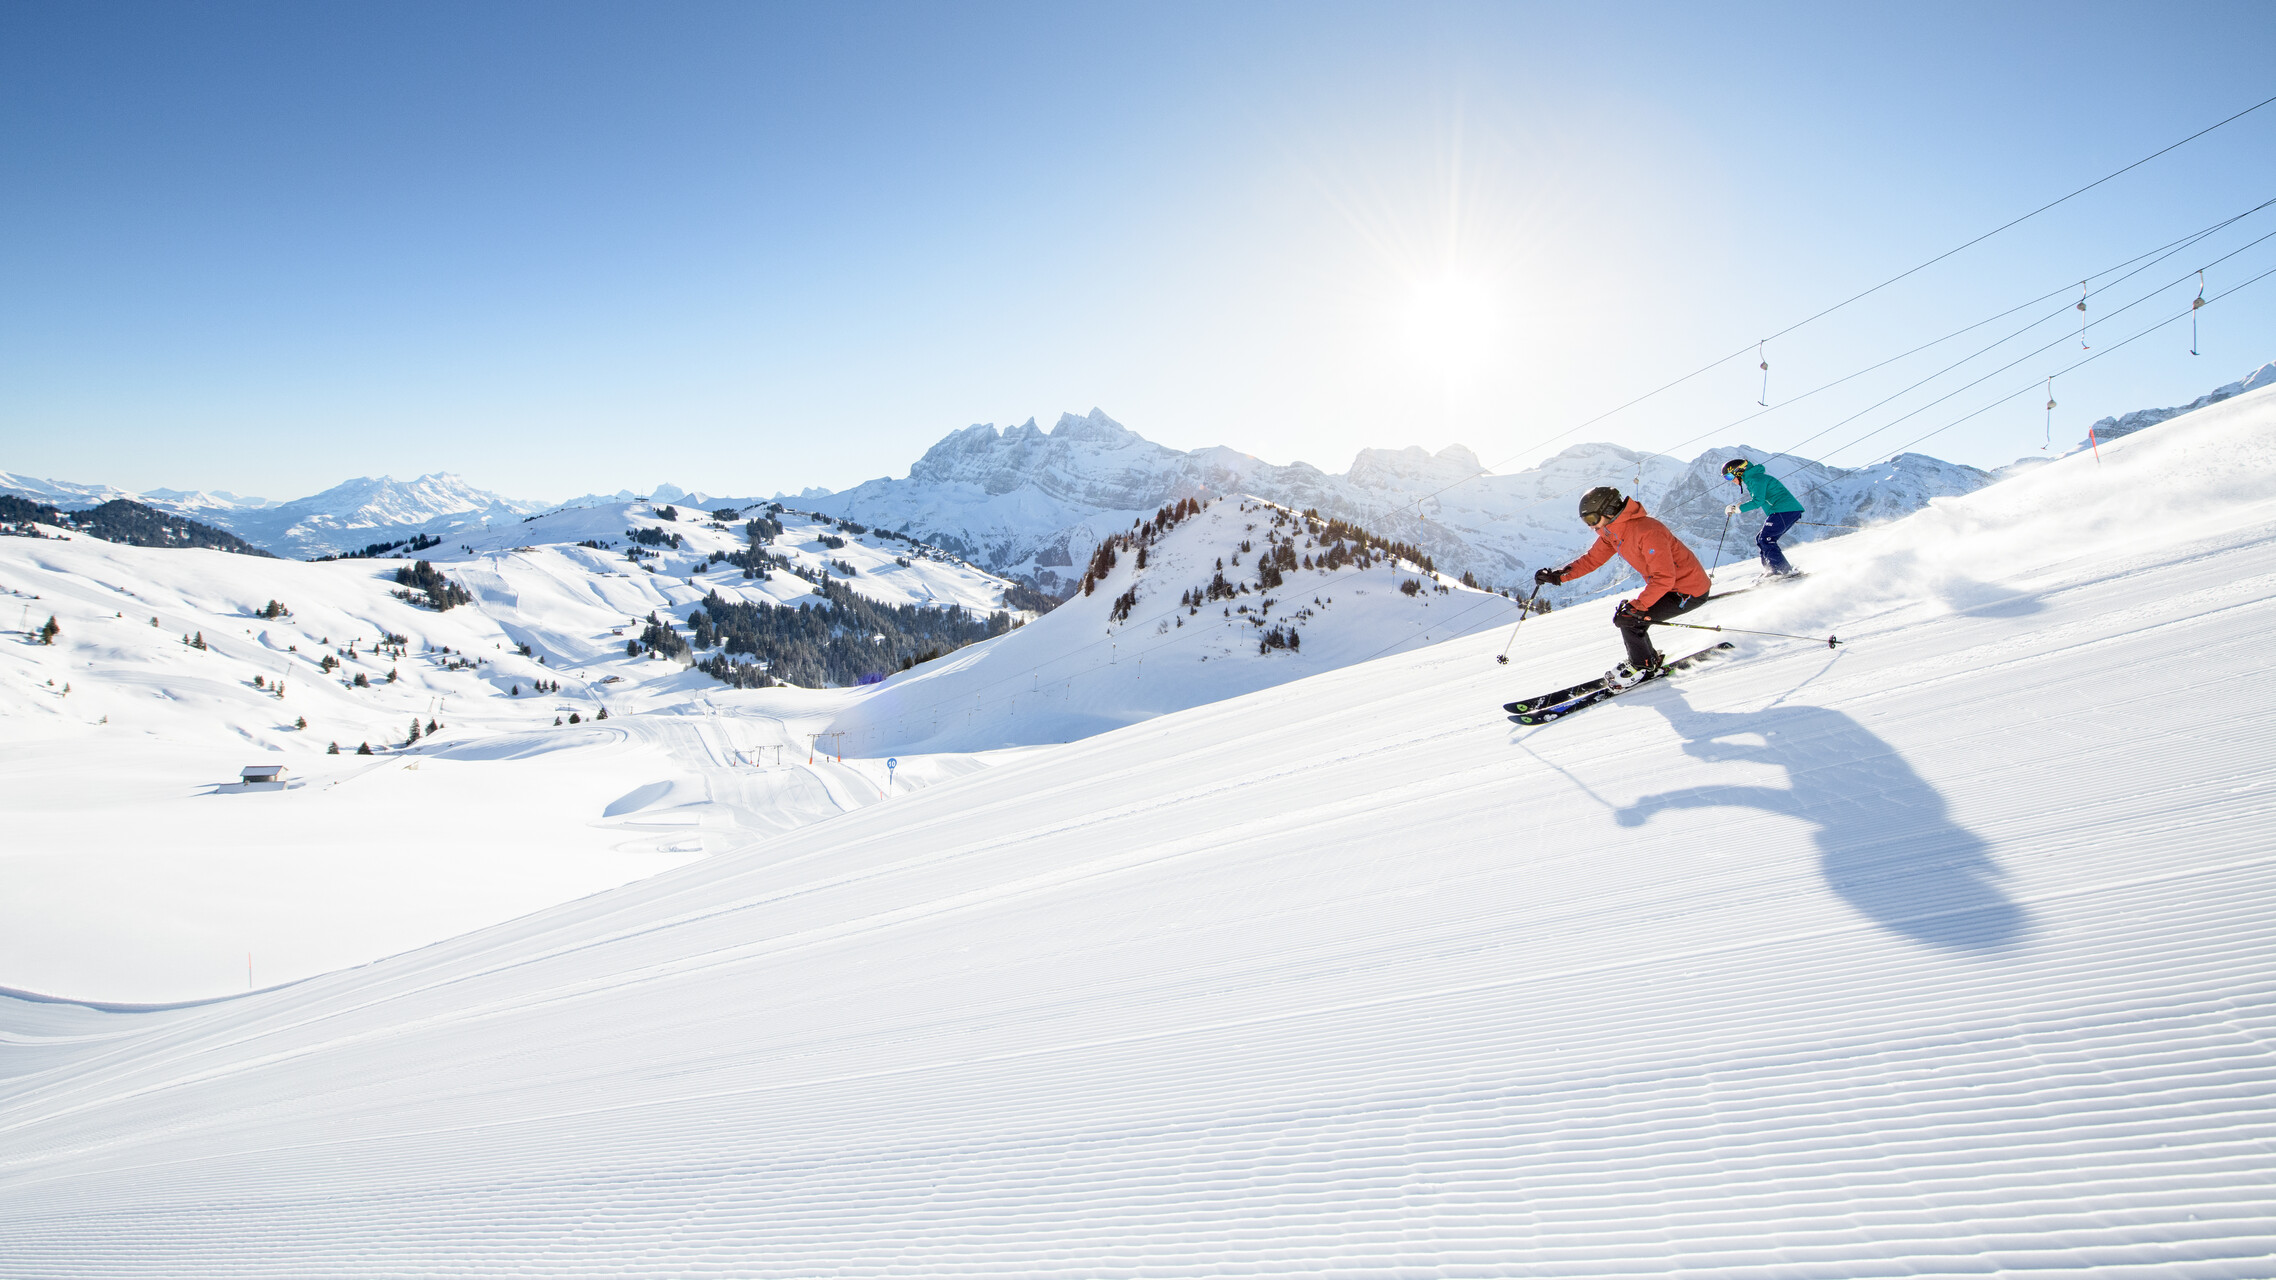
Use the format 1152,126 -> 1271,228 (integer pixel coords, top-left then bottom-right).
1398,275 -> 1501,376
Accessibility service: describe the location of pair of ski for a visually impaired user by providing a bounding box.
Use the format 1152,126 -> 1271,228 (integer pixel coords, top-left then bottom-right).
1502,641 -> 1736,726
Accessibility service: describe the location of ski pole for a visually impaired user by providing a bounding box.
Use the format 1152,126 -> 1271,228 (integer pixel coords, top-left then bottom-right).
1707,509 -> 1733,575
1494,584 -> 1543,664
1651,619 -> 1842,648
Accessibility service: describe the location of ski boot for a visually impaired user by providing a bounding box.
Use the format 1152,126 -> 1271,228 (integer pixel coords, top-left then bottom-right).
1604,653 -> 1665,690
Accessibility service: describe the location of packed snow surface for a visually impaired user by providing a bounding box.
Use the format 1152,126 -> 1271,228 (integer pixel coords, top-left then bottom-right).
4,387 -> 2276,1275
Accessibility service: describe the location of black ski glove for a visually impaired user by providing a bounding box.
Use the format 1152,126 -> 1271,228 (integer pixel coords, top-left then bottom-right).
1534,567 -> 1564,586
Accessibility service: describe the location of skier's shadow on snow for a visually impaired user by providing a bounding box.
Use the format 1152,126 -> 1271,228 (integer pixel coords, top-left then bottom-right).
1615,685 -> 2028,952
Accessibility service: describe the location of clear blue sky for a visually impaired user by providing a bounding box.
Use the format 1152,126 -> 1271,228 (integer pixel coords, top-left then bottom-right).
3,1 -> 2271,501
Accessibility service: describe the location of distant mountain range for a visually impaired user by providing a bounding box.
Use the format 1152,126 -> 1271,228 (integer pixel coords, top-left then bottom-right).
8,361 -> 2268,577
804,359 -> 2276,598
0,471 -> 553,560
804,411 -> 1989,601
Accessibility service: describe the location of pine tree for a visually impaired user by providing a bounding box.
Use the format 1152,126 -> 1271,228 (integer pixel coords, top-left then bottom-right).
595,707 -> 609,720
328,741 -> 340,754
425,718 -> 438,735
296,716 -> 307,730
408,719 -> 421,743
356,742 -> 373,755
191,631 -> 207,649
568,712 -> 582,724
511,684 -> 521,696
39,615 -> 60,644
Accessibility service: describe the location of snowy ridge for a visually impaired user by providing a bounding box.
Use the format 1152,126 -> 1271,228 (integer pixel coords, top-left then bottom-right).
2077,357 -> 2276,449
0,470 -> 552,559
0,471 -> 142,508
194,472 -> 552,559
2,383 -> 2273,1274
828,495 -> 1523,753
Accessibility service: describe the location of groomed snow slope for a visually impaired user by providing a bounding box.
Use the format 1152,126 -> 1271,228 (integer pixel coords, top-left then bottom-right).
3,388 -> 2275,1275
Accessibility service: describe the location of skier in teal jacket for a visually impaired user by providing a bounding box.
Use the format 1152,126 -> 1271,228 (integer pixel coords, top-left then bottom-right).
1721,458 -> 1805,577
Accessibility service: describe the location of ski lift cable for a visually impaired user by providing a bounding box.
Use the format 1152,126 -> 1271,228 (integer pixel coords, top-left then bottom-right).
1654,194 -> 2276,464
1851,261 -> 2276,467
1792,229 -> 2276,473
1746,219 -> 2276,483
1755,90 -> 2276,347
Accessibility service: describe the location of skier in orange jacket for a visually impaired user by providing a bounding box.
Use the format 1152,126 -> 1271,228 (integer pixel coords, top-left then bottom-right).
1533,486 -> 1713,687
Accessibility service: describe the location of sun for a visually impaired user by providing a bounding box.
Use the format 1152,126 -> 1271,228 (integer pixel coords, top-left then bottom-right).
1398,275 -> 1501,376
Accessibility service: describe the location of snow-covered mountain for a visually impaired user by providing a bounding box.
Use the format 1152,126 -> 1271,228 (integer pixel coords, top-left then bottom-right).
0,470 -> 142,507
549,482 -> 771,512
3,375 -> 2272,1277
192,472 -> 555,558
828,495 -> 1522,754
137,487 -> 282,513
2078,357 -> 2276,449
808,409 -> 1994,599
0,470 -> 554,558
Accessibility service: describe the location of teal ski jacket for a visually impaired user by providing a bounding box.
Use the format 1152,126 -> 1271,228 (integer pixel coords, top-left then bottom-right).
1736,466 -> 1804,515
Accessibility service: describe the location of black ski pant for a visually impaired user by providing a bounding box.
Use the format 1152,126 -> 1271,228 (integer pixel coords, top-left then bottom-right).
1616,590 -> 1708,669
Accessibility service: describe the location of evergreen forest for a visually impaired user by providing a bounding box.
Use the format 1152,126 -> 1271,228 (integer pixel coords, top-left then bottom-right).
693,579 -> 1013,689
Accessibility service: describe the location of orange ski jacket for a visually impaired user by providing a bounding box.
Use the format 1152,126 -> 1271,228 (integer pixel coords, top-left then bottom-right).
1559,497 -> 1711,610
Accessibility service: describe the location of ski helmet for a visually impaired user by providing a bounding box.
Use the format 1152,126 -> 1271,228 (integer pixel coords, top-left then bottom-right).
1577,486 -> 1625,524
1721,458 -> 1750,479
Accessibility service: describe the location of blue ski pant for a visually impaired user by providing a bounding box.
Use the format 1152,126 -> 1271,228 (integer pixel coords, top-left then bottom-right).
1757,509 -> 1802,574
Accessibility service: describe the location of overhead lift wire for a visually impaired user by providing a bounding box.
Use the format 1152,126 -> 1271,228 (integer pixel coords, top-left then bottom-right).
1652,195 -> 2276,464
1396,197 -> 2276,552
1842,261 -> 2276,467
1790,228 -> 2276,473
1749,91 -> 2276,347
1746,213 -> 2276,478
